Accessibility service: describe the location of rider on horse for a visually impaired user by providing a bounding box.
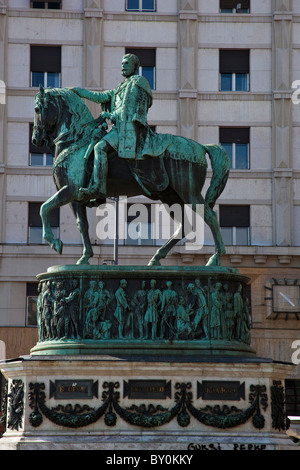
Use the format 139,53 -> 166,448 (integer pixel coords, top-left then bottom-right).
71,53 -> 166,200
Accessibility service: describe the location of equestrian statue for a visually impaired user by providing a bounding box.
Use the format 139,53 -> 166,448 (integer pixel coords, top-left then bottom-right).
32,53 -> 230,267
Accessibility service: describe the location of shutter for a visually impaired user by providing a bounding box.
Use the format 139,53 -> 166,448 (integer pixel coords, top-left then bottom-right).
31,46 -> 61,73
125,48 -> 156,67
220,50 -> 249,74
220,205 -> 250,227
220,0 -> 250,9
27,283 -> 39,296
219,127 -> 250,143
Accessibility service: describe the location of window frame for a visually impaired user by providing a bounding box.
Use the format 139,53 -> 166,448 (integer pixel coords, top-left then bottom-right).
30,45 -> 61,88
126,0 -> 156,12
219,50 -> 250,92
219,205 -> 251,246
220,127 -> 250,170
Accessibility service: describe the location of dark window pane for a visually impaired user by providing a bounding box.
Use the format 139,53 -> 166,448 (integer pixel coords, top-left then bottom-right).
221,227 -> 233,245
236,227 -> 249,245
46,154 -> 53,166
220,73 -> 232,91
221,143 -> 233,168
48,2 -> 61,9
142,0 -> 155,10
127,0 -> 139,10
47,72 -> 60,87
236,73 -> 249,91
30,153 -> 44,166
32,71 -> 45,87
236,143 -> 248,169
32,2 -> 46,8
142,66 -> 155,89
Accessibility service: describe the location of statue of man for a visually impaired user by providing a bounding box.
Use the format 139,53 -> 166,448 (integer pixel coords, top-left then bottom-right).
71,54 -> 153,199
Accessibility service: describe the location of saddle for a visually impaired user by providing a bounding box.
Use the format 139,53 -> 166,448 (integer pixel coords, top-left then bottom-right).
127,156 -> 169,198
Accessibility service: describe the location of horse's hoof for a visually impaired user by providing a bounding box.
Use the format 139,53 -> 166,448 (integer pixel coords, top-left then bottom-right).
76,257 -> 91,265
148,259 -> 161,266
205,253 -> 220,267
51,239 -> 63,255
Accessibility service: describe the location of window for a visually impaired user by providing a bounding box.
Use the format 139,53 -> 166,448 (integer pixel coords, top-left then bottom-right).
220,205 -> 250,246
220,50 -> 249,91
29,124 -> 53,166
26,283 -> 39,327
28,202 -> 59,244
31,1 -> 61,9
125,204 -> 154,246
126,0 -> 156,12
30,46 -> 61,88
220,128 -> 250,169
220,0 -> 250,13
125,48 -> 156,89
285,380 -> 300,417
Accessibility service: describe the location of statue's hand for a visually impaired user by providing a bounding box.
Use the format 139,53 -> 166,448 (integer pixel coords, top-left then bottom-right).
69,87 -> 80,95
100,111 -> 112,121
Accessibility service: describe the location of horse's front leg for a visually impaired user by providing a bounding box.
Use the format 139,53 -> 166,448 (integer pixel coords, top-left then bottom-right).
70,202 -> 93,265
40,185 -> 73,254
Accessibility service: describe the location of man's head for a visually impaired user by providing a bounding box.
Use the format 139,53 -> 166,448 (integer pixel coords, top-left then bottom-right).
122,54 -> 140,77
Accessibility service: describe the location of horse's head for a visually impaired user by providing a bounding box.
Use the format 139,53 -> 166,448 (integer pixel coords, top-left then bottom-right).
32,85 -> 59,148
32,85 -> 94,149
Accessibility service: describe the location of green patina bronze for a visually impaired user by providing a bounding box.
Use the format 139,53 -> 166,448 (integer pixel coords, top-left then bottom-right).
32,53 -> 230,267
30,265 -> 255,357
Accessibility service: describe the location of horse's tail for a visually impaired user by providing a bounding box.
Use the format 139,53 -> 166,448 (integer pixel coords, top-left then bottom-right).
203,144 -> 230,208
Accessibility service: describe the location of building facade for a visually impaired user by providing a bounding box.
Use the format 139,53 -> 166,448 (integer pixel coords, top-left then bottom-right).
0,0 -> 300,414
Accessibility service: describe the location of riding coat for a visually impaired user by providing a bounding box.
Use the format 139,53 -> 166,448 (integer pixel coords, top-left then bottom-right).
73,75 -> 168,161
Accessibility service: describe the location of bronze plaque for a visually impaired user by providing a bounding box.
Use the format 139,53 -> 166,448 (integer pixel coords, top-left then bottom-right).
123,380 -> 171,399
197,380 -> 245,401
49,380 -> 98,399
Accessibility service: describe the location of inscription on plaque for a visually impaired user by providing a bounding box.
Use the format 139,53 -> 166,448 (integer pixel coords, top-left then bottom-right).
49,380 -> 98,399
197,381 -> 245,401
123,380 -> 171,399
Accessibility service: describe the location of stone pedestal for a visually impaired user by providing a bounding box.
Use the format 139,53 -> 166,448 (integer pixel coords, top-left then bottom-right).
0,355 -> 295,450
0,265 -> 296,450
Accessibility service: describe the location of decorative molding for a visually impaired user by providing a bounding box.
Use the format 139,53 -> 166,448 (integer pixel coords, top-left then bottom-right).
28,381 -> 269,431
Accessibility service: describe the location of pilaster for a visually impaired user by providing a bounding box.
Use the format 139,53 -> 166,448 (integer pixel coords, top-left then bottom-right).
177,0 -> 198,140
271,0 -> 293,246
0,2 -> 7,245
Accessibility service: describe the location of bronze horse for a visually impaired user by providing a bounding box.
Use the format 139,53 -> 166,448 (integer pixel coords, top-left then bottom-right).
32,86 -> 230,266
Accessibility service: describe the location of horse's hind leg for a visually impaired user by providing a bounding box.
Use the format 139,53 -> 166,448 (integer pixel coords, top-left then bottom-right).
40,185 -> 73,254
70,202 -> 93,265
148,195 -> 185,266
204,202 -> 226,266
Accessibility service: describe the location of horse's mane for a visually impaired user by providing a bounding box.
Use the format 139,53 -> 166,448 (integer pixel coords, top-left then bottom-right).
43,87 -> 94,143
